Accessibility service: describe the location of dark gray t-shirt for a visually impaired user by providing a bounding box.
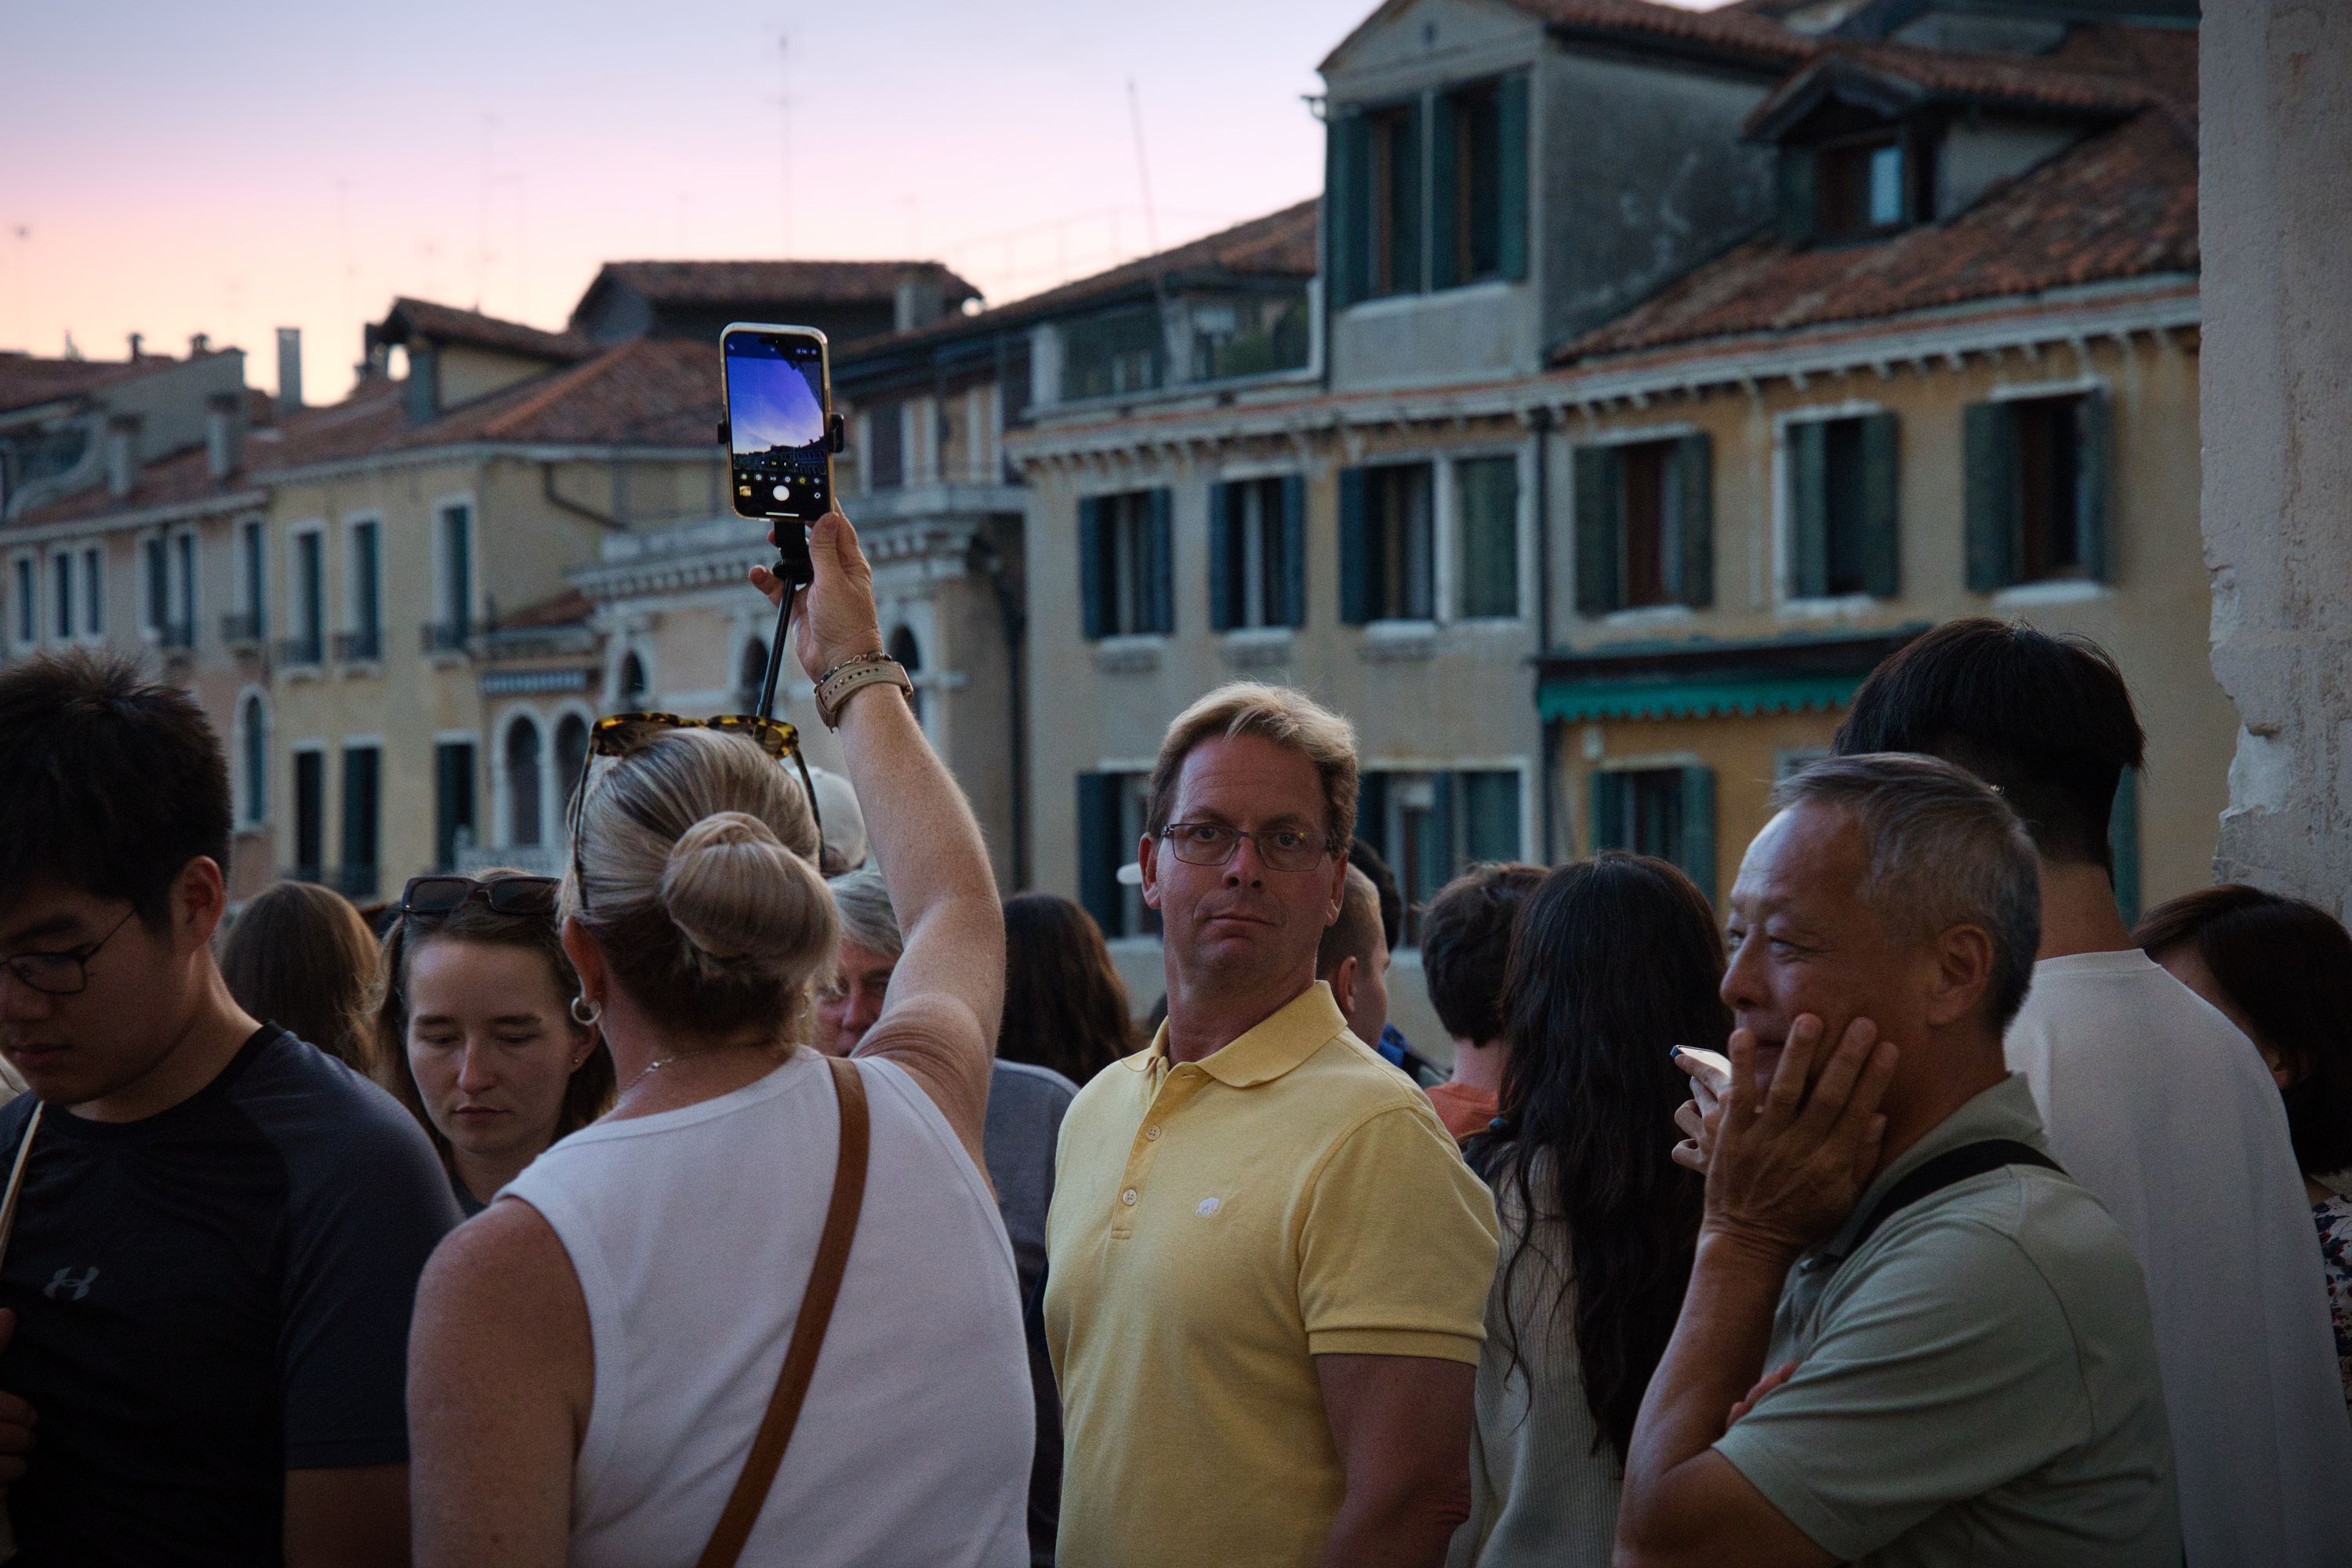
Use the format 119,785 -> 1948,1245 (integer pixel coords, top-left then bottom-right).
0,1025 -> 461,1566
984,1059 -> 1076,1304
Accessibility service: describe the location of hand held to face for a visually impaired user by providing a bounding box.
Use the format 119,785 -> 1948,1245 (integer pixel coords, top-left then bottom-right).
1698,1015 -> 1897,1266
750,512 -> 886,682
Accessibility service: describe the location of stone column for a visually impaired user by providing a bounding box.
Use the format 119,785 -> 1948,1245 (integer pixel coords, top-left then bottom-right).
2201,2 -> 2352,916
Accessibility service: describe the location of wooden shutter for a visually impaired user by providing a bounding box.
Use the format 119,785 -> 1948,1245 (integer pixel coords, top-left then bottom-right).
1675,433 -> 1714,608
1860,411 -> 1901,597
1339,467 -> 1373,625
1573,444 -> 1624,616
1589,769 -> 1628,854
1679,766 -> 1719,906
1146,488 -> 1174,633
1076,773 -> 1123,936
1207,483 -> 1236,632
1355,771 -> 1389,866
1280,474 -> 1308,627
1428,90 -> 1460,291
1077,495 -> 1107,639
1498,73 -> 1530,282
2076,388 -> 2115,584
1777,148 -> 1817,246
1791,419 -> 1830,598
1327,114 -> 1370,309
2107,764 -> 2140,925
1425,770 -> 1457,898
1963,401 -> 2017,593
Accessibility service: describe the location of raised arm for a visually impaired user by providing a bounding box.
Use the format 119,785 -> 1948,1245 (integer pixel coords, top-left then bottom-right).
753,512 -> 1004,1162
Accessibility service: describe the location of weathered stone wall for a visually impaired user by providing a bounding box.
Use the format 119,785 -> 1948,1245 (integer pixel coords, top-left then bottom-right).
2201,2 -> 2352,916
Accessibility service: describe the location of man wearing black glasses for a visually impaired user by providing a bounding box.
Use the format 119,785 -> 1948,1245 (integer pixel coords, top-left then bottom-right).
0,652 -> 457,1567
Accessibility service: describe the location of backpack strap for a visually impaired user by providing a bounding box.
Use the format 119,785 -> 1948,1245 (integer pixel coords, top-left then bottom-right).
1841,1138 -> 2063,1265
694,1053 -> 872,1568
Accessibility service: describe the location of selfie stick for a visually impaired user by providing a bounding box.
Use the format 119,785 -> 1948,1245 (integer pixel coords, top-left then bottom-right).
0,1102 -> 43,1563
755,554 -> 812,725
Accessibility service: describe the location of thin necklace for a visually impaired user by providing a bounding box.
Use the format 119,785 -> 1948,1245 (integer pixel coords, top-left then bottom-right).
622,1040 -> 785,1098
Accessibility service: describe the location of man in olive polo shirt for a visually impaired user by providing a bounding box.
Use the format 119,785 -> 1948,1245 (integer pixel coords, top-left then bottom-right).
1619,754 -> 2177,1568
1044,683 -> 1498,1568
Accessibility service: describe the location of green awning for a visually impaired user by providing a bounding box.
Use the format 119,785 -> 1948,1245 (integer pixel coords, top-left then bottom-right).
1537,672 -> 1865,724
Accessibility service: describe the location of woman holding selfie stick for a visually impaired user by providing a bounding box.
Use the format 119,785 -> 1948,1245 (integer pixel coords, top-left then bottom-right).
406,510 -> 1030,1567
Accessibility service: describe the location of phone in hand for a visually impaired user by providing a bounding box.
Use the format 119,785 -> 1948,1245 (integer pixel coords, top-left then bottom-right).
720,321 -> 840,584
1674,1045 -> 1733,1112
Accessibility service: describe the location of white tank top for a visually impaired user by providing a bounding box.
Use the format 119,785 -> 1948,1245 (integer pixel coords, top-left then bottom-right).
505,1050 -> 1032,1568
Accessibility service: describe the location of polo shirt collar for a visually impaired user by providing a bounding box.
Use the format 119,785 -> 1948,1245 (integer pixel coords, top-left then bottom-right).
1819,1073 -> 2049,1261
1139,982 -> 1348,1090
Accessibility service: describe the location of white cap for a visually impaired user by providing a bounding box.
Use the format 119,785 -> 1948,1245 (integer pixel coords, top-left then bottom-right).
806,765 -> 868,873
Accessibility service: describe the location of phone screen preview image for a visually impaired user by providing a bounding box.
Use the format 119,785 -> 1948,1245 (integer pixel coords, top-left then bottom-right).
724,328 -> 833,524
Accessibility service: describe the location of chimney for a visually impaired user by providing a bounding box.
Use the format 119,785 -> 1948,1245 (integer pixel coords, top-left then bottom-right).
895,269 -> 947,333
276,326 -> 303,416
106,412 -> 143,498
127,331 -> 144,361
205,391 -> 244,481
189,332 -> 210,357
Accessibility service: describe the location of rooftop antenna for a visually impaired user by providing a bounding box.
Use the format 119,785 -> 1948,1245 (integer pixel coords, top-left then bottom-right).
1126,79 -> 1172,357
475,114 -> 500,311
775,31 -> 793,256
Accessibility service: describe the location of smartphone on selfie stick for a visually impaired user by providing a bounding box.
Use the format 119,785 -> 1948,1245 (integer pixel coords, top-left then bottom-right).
718,322 -> 845,722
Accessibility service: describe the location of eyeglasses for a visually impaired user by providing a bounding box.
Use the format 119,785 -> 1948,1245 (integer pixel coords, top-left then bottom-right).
400,876 -> 560,918
570,712 -> 821,909
1158,822 -> 1329,873
0,906 -> 140,998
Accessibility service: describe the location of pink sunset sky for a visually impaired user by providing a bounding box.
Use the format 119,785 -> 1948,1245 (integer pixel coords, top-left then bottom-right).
0,0 -> 1721,405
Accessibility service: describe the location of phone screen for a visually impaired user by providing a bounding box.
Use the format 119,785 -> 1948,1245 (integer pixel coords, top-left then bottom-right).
724,328 -> 832,524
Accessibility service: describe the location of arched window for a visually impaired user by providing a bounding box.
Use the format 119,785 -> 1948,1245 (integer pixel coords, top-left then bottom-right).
238,691 -> 268,826
618,652 -> 647,710
888,626 -> 924,724
506,716 -> 544,848
554,713 -> 590,814
738,636 -> 769,713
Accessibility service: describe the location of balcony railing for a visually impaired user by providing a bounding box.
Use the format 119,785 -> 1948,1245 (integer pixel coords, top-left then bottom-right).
276,632 -> 325,667
420,619 -> 475,657
333,628 -> 383,663
220,612 -> 264,648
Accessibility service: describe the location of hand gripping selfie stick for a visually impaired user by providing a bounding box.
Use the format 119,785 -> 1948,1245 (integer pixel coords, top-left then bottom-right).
0,1102 -> 45,1563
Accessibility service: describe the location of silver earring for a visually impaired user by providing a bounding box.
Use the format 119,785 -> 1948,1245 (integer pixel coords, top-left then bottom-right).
570,995 -> 602,1027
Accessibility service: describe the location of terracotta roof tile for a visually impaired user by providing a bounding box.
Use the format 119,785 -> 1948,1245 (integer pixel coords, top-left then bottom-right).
0,349 -> 219,415
1328,0 -> 1810,73
1555,107 -> 2194,364
376,298 -> 593,362
578,259 -> 979,313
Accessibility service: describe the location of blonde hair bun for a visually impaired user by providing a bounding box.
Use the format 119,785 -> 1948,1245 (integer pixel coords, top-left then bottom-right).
659,810 -> 829,976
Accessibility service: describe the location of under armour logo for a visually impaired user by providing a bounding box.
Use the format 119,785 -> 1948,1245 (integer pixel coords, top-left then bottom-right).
43,1267 -> 97,1302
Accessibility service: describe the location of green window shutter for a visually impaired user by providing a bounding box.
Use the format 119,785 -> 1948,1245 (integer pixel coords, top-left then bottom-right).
1860,411 -> 1902,598
2077,388 -> 2116,584
1675,433 -> 1714,609
1572,444 -> 1624,617
1146,488 -> 1174,633
1424,770 -> 1457,901
1791,420 -> 1830,598
1964,401 -> 2018,593
1356,771 -> 1390,864
1390,99 -> 1425,294
1463,770 -> 1521,863
1078,496 -> 1107,639
1207,483 -> 1236,632
1777,148 -> 1817,247
1497,73 -> 1530,282
1429,92 -> 1460,291
2107,763 -> 2141,925
1339,467 -> 1373,625
1281,474 -> 1308,627
1076,773 -> 1123,935
1327,115 -> 1370,309
1589,770 -> 1629,854
1678,767 -> 1719,906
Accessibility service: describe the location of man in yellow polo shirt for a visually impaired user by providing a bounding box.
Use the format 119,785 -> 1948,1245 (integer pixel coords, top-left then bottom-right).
1044,683 -> 1500,1568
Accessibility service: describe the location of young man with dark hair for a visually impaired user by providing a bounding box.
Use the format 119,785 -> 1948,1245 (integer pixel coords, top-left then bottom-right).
1835,618 -> 2352,1568
0,652 -> 459,1566
1417,862 -> 1545,1143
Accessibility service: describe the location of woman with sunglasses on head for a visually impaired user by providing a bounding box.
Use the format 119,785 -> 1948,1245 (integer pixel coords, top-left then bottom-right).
372,871 -> 615,1218
407,511 -> 1030,1568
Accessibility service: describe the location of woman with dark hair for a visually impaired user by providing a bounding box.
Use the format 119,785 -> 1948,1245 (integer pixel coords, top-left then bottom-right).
2137,884 -> 2352,1412
219,879 -> 383,1073
1000,891 -> 1133,1086
1449,852 -> 1726,1568
374,869 -> 616,1216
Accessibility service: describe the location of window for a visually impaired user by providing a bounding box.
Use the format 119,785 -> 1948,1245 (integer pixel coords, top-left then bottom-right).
1210,476 -> 1305,631
143,535 -> 168,635
1454,456 -> 1519,619
81,547 -> 101,637
340,746 -> 380,898
1064,307 -> 1165,401
1788,412 -> 1900,599
1339,463 -> 1434,624
1078,489 -> 1173,639
293,749 -> 326,882
504,717 -> 544,849
1367,103 -> 1422,298
865,401 -> 904,490
1076,771 -> 1160,939
1189,290 -> 1311,383
286,530 -> 324,665
172,532 -> 196,646
50,552 -> 71,641
1817,136 -> 1907,238
237,520 -> 266,642
554,713 -> 590,814
12,557 -> 33,646
1329,74 -> 1527,307
1432,75 -> 1529,289
430,502 -> 474,648
1965,391 -> 2114,591
434,741 -> 478,871
1573,435 -> 1713,615
1592,765 -> 1718,902
237,691 -> 268,826
343,520 -> 382,661
1357,769 -> 1523,945
889,626 -> 925,725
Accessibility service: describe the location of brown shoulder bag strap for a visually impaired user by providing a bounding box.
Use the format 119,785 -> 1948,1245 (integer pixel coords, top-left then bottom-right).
695,1053 -> 872,1568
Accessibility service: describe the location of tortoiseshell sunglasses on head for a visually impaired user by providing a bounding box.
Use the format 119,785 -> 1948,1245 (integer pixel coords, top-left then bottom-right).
569,712 -> 822,909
